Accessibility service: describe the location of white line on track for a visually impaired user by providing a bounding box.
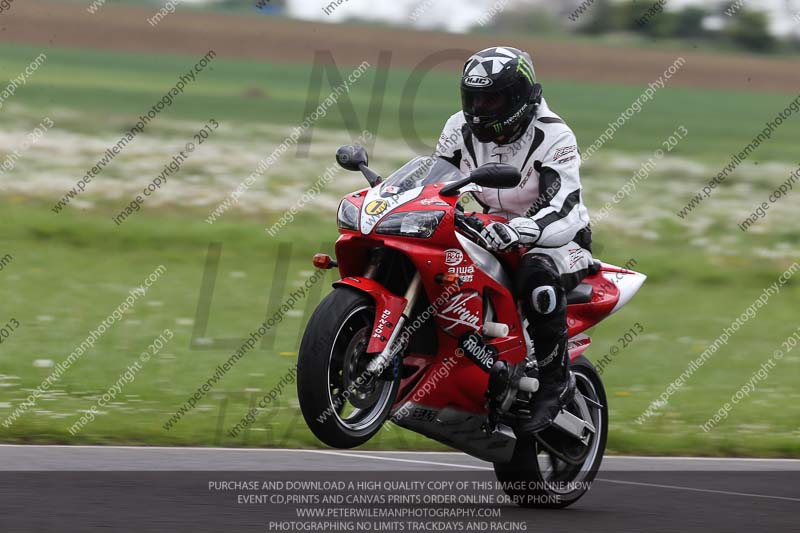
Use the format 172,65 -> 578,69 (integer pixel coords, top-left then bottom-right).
1,445 -> 798,501
296,449 -> 800,503
596,478 -> 800,503
0,445 -> 798,463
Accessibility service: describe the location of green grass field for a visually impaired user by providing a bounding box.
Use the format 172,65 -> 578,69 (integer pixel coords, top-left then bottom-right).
1,43 -> 799,456
3,43 -> 800,162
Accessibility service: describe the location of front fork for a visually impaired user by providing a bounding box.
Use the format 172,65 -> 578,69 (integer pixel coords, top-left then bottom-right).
366,271 -> 422,374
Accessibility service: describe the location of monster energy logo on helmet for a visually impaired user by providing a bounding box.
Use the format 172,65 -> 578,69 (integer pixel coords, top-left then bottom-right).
516,55 -> 535,85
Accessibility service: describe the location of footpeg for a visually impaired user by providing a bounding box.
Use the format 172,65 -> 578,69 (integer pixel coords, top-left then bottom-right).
486,360 -> 529,414
518,376 -> 539,394
483,322 -> 510,338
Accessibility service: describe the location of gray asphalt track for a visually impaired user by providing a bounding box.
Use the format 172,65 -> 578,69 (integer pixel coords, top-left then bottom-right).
2,445 -> 800,471
1,446 -> 798,532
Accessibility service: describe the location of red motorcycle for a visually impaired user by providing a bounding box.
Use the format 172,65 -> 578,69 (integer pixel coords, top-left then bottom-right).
298,145 -> 646,508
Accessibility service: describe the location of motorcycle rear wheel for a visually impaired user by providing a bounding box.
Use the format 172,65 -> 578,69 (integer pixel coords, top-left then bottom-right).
493,355 -> 608,508
297,287 -> 400,448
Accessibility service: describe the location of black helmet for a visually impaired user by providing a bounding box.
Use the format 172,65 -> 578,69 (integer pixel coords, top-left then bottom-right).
460,46 -> 542,145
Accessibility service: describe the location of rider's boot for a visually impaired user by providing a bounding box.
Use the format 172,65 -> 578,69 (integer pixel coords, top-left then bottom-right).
517,283 -> 575,436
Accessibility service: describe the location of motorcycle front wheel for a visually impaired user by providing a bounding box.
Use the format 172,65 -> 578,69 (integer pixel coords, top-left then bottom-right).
297,287 -> 400,448
493,355 -> 608,508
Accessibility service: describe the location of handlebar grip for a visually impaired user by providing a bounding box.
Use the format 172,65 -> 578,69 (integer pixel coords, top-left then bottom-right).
462,214 -> 485,232
454,212 -> 491,249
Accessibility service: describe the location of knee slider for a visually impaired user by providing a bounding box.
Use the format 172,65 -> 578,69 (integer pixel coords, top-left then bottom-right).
531,286 -> 558,315
518,254 -> 565,316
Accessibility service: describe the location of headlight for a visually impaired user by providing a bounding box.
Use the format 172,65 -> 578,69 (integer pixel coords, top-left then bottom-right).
337,199 -> 359,230
376,211 -> 444,238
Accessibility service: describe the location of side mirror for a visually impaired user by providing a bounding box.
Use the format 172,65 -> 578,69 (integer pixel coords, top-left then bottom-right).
335,144 -> 381,186
336,144 -> 368,172
470,163 -> 521,189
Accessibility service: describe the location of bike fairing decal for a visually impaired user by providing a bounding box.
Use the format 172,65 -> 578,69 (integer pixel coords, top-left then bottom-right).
443,247 -> 476,282
444,248 -> 464,266
409,406 -> 437,422
419,198 -> 450,207
438,291 -> 481,333
365,199 -> 388,215
372,309 -> 392,341
448,265 -> 475,283
359,182 -> 424,234
458,332 -> 499,372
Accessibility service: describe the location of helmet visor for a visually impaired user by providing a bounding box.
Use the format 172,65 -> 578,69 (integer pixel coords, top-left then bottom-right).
462,90 -> 510,117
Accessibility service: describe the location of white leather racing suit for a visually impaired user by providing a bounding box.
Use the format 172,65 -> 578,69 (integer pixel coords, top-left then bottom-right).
435,98 -> 593,283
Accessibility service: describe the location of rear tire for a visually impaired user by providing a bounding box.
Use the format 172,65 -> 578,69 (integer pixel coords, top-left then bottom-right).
297,287 -> 400,449
493,355 -> 607,508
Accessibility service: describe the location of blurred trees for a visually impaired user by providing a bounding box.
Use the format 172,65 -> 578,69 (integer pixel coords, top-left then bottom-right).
672,7 -> 707,39
476,0 -> 781,54
219,0 -> 287,11
577,0 -> 616,35
724,9 -> 776,52
612,0 -> 776,52
566,0 -> 777,53
476,6 -> 559,35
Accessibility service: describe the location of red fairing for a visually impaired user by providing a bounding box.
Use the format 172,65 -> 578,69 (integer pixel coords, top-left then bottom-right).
567,335 -> 592,362
566,271 -> 620,337
329,179 -> 635,415
333,277 -> 407,353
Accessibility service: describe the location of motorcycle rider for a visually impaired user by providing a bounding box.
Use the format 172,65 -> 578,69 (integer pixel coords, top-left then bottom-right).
436,46 -> 593,435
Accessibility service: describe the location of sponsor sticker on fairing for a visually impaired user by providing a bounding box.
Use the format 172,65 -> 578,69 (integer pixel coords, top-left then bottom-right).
448,265 -> 475,283
438,291 -> 481,333
420,198 -> 449,207
372,309 -> 392,340
458,332 -> 499,372
444,248 -> 464,266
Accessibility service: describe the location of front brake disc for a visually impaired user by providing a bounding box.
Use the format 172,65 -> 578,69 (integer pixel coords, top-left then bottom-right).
342,331 -> 382,409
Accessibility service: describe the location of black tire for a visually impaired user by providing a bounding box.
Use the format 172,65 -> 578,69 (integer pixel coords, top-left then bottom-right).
297,287 -> 400,449
493,355 -> 608,509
